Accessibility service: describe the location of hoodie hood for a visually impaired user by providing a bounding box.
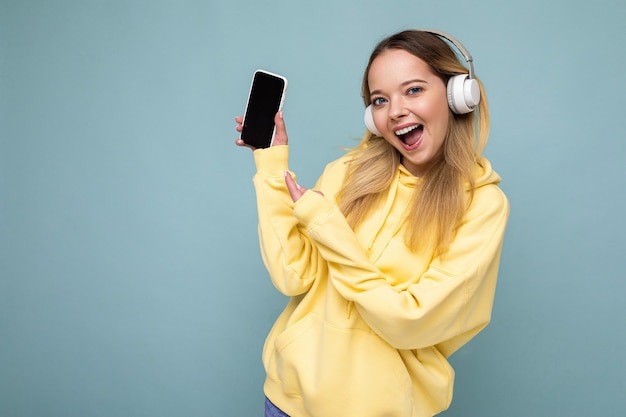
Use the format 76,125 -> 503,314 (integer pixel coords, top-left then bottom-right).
474,156 -> 502,189
365,156 -> 501,257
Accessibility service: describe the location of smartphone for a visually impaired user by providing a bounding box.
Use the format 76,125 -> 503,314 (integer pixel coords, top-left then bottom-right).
241,70 -> 288,149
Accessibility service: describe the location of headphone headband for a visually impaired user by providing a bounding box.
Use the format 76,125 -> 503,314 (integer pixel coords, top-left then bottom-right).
422,29 -> 475,80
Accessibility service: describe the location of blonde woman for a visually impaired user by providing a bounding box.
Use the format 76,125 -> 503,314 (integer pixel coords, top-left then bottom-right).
235,29 -> 509,417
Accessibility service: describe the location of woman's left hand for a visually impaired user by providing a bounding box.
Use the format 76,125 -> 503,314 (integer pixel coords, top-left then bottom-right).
284,171 -> 324,202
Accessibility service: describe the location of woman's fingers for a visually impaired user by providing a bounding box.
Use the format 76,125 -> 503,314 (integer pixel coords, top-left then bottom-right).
234,113 -> 285,150
284,171 -> 325,202
234,116 -> 256,149
284,170 -> 304,202
272,111 -> 288,146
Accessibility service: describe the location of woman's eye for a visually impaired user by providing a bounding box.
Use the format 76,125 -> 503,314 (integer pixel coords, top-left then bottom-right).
372,97 -> 386,106
408,87 -> 422,95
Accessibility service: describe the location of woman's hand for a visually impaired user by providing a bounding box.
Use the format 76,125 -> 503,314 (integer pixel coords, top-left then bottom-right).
234,111 -> 288,150
284,171 -> 324,203
234,111 -> 321,202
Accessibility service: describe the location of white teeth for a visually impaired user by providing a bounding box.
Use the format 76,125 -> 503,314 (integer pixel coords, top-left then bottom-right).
395,125 -> 420,136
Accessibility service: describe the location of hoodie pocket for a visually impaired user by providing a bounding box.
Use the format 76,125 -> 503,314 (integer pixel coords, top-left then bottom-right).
270,313 -> 414,416
264,313 -> 319,384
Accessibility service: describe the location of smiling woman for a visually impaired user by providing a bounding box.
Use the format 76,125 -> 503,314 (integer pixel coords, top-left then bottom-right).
3,0 -> 626,416
353,30 -> 490,256
234,29 -> 509,417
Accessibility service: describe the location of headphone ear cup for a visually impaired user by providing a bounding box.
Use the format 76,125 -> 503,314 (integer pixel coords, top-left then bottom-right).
447,74 -> 481,114
364,105 -> 382,136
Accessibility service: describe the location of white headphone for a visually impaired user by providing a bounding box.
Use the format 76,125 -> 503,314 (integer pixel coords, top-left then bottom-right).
364,29 -> 481,137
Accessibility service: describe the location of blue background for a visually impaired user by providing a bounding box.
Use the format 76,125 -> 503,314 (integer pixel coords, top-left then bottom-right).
2,1 -> 625,416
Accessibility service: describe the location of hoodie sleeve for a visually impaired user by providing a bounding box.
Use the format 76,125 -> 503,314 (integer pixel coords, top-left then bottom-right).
252,146 -> 322,296
293,182 -> 510,355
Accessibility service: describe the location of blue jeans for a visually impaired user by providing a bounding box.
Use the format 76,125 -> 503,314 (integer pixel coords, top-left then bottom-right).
265,397 -> 290,417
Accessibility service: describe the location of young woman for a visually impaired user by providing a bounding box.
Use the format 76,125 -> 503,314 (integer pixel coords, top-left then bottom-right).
235,29 -> 509,417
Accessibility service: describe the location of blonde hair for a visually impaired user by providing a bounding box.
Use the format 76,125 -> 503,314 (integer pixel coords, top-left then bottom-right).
337,30 -> 490,256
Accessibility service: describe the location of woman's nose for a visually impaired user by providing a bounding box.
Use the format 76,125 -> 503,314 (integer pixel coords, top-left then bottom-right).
389,100 -> 408,119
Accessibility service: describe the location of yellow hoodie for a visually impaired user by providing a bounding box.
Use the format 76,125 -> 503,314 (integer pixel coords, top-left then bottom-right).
252,145 -> 509,417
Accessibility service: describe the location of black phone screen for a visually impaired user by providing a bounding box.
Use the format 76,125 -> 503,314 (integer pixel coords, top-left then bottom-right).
241,71 -> 286,149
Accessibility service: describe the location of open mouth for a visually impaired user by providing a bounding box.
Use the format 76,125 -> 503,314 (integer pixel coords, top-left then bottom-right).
395,124 -> 424,149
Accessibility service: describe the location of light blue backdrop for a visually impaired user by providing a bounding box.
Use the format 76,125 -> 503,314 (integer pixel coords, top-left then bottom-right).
2,1 -> 625,416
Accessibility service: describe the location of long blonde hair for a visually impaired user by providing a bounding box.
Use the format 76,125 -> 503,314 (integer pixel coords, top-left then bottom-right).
337,30 -> 490,256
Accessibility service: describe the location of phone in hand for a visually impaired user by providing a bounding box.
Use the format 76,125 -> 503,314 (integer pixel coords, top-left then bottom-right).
241,70 -> 288,149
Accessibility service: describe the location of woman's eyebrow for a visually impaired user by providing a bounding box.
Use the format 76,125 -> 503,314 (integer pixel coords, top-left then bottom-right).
370,79 -> 428,96
402,78 -> 428,86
